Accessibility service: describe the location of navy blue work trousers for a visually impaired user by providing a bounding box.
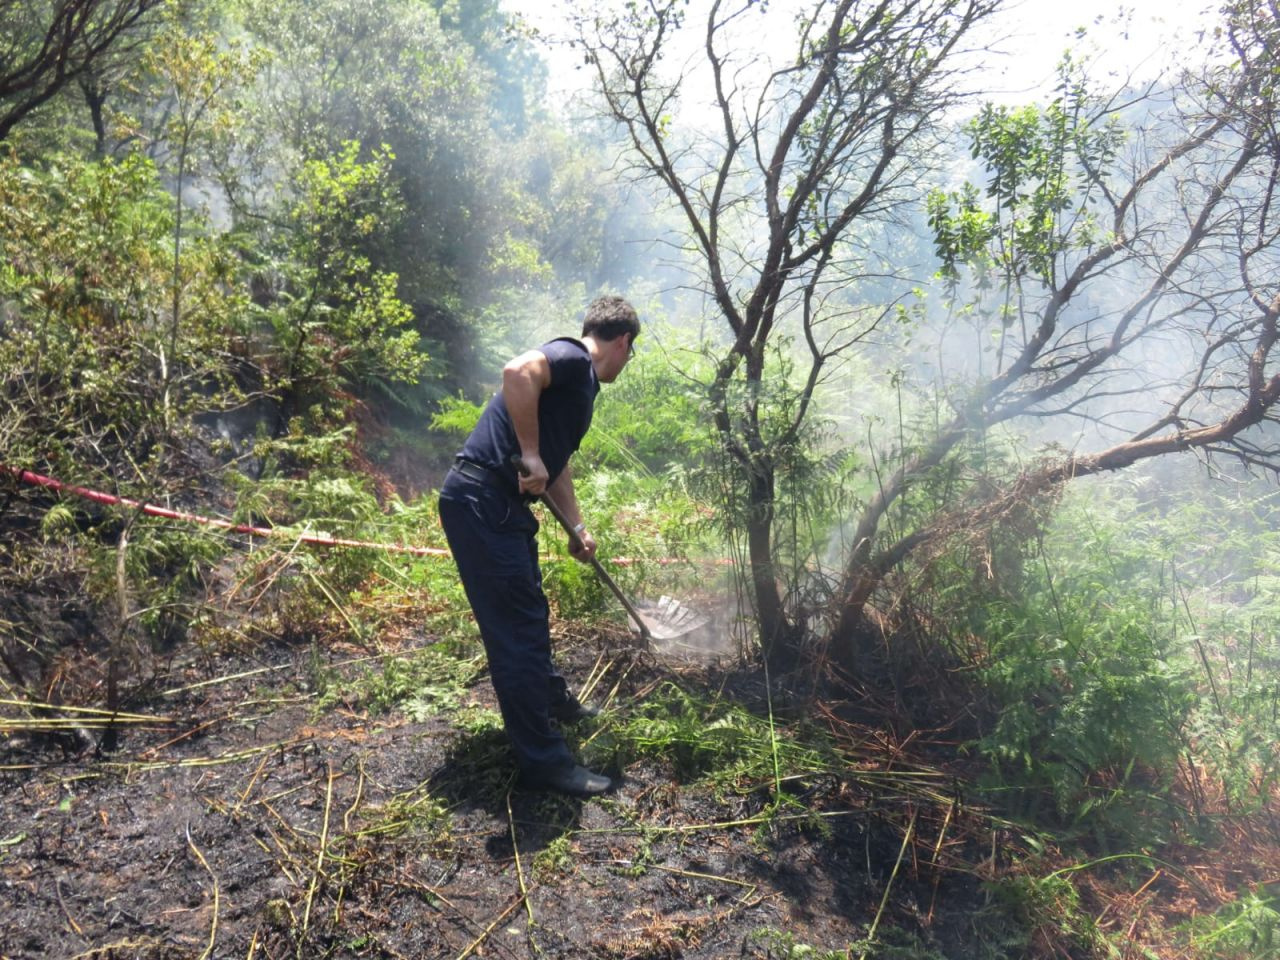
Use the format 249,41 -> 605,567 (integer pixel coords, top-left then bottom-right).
437,469 -> 575,772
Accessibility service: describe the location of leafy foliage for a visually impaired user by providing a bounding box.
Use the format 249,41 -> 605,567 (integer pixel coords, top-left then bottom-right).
1184,886 -> 1280,959
0,149 -> 243,473
314,644 -> 485,718
969,519 -> 1196,838
255,141 -> 426,426
975,871 -> 1107,959
930,71 -> 1124,291
892,464 -> 1280,855
595,681 -> 834,791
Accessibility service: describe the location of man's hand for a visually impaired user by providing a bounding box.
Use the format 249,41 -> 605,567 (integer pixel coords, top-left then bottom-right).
568,528 -> 597,562
517,454 -> 549,496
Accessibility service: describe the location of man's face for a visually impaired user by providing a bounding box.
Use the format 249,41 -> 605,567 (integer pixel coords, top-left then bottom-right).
597,333 -> 634,383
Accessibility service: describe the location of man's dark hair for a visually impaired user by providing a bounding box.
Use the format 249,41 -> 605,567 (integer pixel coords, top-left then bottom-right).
582,295 -> 640,342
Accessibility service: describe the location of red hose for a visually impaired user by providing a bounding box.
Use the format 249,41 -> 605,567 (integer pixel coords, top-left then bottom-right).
2,465 -> 451,557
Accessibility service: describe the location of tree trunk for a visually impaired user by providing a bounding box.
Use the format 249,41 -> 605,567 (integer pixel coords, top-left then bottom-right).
80,74 -> 109,157
742,455 -> 797,672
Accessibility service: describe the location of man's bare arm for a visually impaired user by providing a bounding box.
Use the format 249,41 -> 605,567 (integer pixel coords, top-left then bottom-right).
503,349 -> 552,494
546,466 -> 596,561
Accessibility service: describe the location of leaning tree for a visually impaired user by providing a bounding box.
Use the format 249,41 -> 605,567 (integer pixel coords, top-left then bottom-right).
829,1 -> 1280,665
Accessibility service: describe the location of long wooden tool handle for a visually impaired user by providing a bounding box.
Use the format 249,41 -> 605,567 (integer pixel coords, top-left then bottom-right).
509,455 -> 651,642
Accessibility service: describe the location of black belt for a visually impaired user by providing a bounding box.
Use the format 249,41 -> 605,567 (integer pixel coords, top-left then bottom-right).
451,458 -> 527,499
452,459 -> 496,484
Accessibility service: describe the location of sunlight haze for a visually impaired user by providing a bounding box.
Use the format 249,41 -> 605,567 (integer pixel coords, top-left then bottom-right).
513,0 -> 1220,112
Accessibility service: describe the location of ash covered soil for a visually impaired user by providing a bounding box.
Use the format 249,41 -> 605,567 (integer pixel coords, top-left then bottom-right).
0,629 -> 969,960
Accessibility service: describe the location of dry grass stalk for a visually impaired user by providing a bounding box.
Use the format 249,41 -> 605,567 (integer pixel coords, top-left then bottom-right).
296,762 -> 337,958
185,823 -> 221,960
506,788 -> 535,927
860,808 -> 917,960
453,893 -> 524,960
104,736 -> 311,771
233,753 -> 271,817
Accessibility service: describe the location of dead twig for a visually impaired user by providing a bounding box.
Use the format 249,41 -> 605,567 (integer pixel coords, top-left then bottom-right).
55,877 -> 84,938
157,648 -> 433,699
0,699 -> 168,722
137,713 -> 231,758
572,808 -> 861,837
578,650 -> 613,706
381,867 -> 457,909
103,736 -> 312,772
160,662 -> 294,697
332,758 -> 368,925
305,569 -> 365,644
261,822 -> 303,886
596,861 -> 759,905
69,938 -> 165,959
342,758 -> 366,833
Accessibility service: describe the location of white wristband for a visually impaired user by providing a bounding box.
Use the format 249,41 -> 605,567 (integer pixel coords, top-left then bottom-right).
571,521 -> 586,535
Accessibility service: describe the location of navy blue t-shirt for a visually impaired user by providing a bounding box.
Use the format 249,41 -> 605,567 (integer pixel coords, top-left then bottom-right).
458,337 -> 599,493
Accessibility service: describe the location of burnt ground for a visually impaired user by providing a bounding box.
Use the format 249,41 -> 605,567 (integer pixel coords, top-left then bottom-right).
0,626 -> 987,960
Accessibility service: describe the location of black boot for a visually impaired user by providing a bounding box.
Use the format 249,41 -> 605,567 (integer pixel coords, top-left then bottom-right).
521,762 -> 613,797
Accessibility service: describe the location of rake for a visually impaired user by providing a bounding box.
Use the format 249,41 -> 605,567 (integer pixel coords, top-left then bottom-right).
512,457 -> 706,645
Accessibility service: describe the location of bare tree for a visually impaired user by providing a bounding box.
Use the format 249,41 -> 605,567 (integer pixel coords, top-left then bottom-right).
575,0 -> 1002,668
0,0 -> 165,143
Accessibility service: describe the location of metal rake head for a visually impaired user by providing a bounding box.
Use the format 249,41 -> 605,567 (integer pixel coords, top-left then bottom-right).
632,594 -> 709,642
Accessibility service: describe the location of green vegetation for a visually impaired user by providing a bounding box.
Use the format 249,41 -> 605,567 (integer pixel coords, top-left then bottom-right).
2,1 -> 1279,957
1184,886 -> 1280,959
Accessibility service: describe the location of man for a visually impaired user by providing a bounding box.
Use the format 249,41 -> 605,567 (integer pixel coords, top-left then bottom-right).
437,295 -> 639,797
